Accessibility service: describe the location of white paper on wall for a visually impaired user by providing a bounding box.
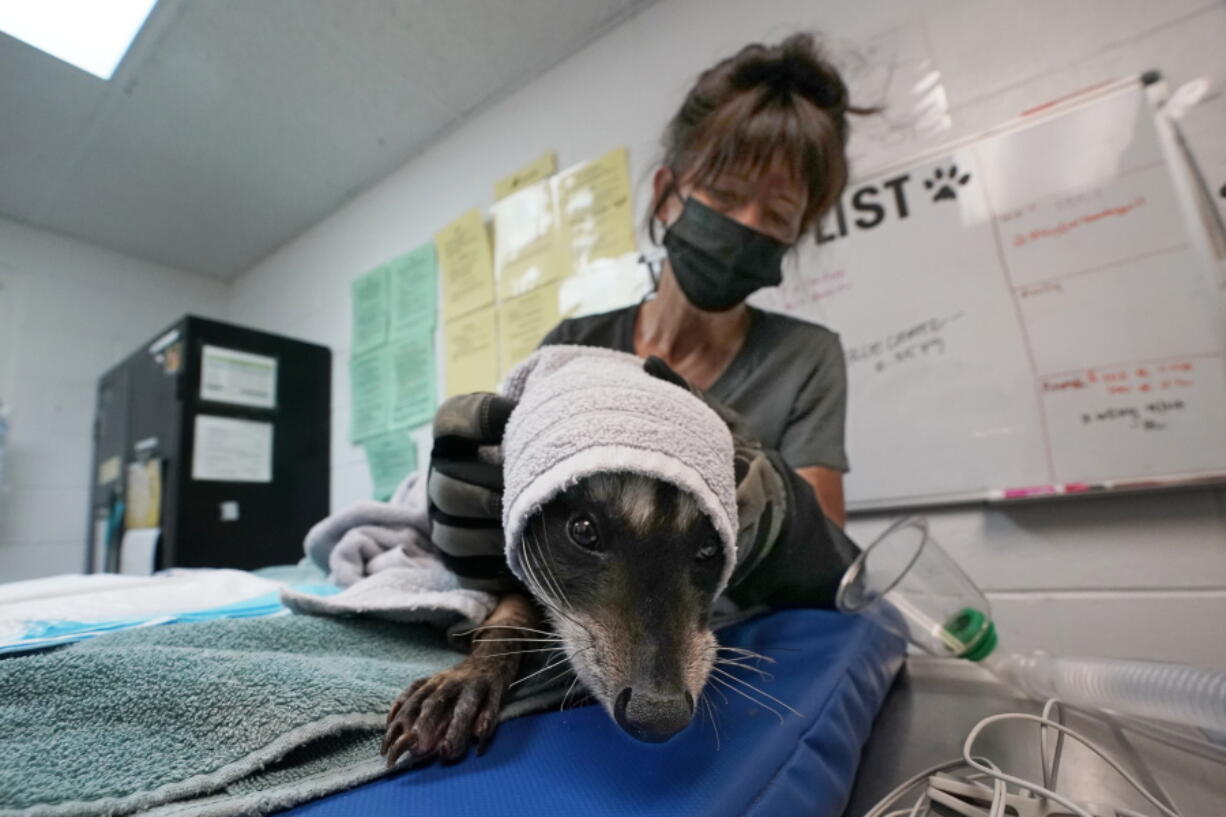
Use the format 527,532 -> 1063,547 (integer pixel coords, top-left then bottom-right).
119,529 -> 160,576
191,415 -> 273,483
200,345 -> 278,409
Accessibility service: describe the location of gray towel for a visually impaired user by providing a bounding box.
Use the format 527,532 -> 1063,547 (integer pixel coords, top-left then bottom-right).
280,472 -> 497,632
0,615 -> 458,817
0,612 -> 574,817
500,345 -> 739,593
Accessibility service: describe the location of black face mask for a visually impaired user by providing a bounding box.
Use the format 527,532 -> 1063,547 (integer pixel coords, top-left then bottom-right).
662,197 -> 789,312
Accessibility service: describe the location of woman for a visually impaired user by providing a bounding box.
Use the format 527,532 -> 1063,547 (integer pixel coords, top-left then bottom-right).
385,33 -> 866,766
542,32 -> 862,525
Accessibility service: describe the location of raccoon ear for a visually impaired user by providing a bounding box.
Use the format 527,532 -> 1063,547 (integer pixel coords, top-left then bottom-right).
642,356 -> 692,393
642,356 -> 743,431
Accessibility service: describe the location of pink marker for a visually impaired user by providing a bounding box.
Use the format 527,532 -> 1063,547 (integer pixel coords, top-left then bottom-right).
1002,485 -> 1057,499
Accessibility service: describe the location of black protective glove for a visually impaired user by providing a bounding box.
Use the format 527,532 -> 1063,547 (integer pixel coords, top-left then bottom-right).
642,356 -> 859,606
426,392 -> 520,591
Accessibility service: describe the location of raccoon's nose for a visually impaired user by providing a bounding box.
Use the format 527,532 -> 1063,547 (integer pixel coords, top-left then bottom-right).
614,686 -> 695,743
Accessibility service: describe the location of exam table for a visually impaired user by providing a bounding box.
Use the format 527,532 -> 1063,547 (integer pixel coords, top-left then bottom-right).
1,569 -> 905,817
277,607 -> 905,817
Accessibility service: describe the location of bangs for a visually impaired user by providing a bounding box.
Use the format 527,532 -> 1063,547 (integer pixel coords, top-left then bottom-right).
675,89 -> 847,237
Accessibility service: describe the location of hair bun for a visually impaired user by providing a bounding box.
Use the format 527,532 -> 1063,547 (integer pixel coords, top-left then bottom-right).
730,40 -> 848,115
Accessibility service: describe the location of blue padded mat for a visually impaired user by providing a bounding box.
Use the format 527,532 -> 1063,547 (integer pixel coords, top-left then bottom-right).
278,609 -> 904,817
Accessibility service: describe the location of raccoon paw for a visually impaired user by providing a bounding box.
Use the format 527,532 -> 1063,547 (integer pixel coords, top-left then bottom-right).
381,659 -> 509,767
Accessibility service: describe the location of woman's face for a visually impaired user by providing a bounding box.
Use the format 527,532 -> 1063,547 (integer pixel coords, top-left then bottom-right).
657,157 -> 808,246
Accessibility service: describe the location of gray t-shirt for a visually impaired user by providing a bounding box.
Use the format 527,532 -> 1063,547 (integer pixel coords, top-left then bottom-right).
539,304 -> 849,472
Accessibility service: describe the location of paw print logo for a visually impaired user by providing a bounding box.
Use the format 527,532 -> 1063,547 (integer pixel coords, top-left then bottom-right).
924,164 -> 972,203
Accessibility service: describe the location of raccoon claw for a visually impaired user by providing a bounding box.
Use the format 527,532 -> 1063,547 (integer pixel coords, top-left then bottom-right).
381,661 -> 510,768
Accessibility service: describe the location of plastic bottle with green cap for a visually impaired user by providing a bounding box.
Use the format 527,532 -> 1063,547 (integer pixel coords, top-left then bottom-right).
837,515 -> 1226,733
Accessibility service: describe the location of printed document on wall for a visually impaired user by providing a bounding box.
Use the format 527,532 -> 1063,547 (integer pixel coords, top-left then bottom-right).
349,347 -> 392,443
388,243 -> 439,336
200,346 -> 277,409
437,208 -> 496,319
351,265 -> 390,354
494,151 -> 557,201
192,415 -> 273,482
492,178 -> 566,300
443,304 -> 499,397
499,280 -> 561,376
364,429 -> 418,501
389,331 -> 435,430
553,147 -> 636,272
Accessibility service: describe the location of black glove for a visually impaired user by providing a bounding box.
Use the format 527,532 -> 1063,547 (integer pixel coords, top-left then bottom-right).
427,392 -> 520,590
642,356 -> 858,605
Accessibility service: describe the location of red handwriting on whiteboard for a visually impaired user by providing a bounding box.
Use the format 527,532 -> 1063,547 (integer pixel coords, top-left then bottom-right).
777,268 -> 853,311
1043,375 -> 1086,392
1049,360 -> 1201,399
1011,196 -> 1147,248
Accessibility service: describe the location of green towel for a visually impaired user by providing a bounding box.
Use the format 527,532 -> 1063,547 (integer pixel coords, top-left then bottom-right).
0,615 -> 463,817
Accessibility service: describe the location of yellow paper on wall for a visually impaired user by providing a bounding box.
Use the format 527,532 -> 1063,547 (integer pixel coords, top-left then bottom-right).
437,208 -> 495,320
443,304 -> 500,397
494,151 -> 557,201
491,178 -> 567,301
124,460 -> 162,529
552,146 -> 637,272
498,280 -> 562,377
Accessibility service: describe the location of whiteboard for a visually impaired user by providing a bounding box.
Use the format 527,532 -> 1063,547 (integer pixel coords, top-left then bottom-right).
752,81 -> 1226,510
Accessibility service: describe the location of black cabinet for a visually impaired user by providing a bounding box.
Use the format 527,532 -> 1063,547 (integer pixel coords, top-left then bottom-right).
87,316 -> 331,572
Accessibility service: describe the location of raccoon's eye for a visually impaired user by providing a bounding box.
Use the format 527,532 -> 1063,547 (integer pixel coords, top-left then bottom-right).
567,515 -> 600,551
695,538 -> 720,562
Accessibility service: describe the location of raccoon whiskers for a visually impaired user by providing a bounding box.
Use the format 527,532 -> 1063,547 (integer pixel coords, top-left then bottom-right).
462,624 -> 563,639
706,673 -> 785,723
715,645 -> 777,664
526,521 -> 571,609
714,656 -> 774,680
517,532 -> 579,634
520,526 -> 578,631
704,676 -> 729,705
508,654 -> 572,689
508,644 -> 593,690
699,690 -> 722,751
521,521 -> 601,668
560,673 -> 584,711
709,666 -> 802,718
477,647 -> 568,660
536,663 -> 579,692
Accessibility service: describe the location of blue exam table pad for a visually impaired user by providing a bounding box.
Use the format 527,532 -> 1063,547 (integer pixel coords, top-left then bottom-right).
279,609 -> 905,817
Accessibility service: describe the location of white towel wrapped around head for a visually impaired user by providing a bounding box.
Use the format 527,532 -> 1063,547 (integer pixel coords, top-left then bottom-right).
500,345 -> 738,594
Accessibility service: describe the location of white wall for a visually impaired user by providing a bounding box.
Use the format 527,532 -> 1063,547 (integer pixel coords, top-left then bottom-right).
0,217 -> 228,580
227,0 -> 1226,667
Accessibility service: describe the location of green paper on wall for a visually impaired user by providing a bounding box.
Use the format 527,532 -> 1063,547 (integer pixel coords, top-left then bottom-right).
389,243 -> 438,336
351,266 -> 389,354
363,429 -> 418,501
389,331 -> 436,430
349,347 -> 391,443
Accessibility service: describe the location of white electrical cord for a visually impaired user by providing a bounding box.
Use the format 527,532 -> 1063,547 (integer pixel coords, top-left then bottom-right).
859,697 -> 1225,817
962,712 -> 1182,817
861,758 -> 988,817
